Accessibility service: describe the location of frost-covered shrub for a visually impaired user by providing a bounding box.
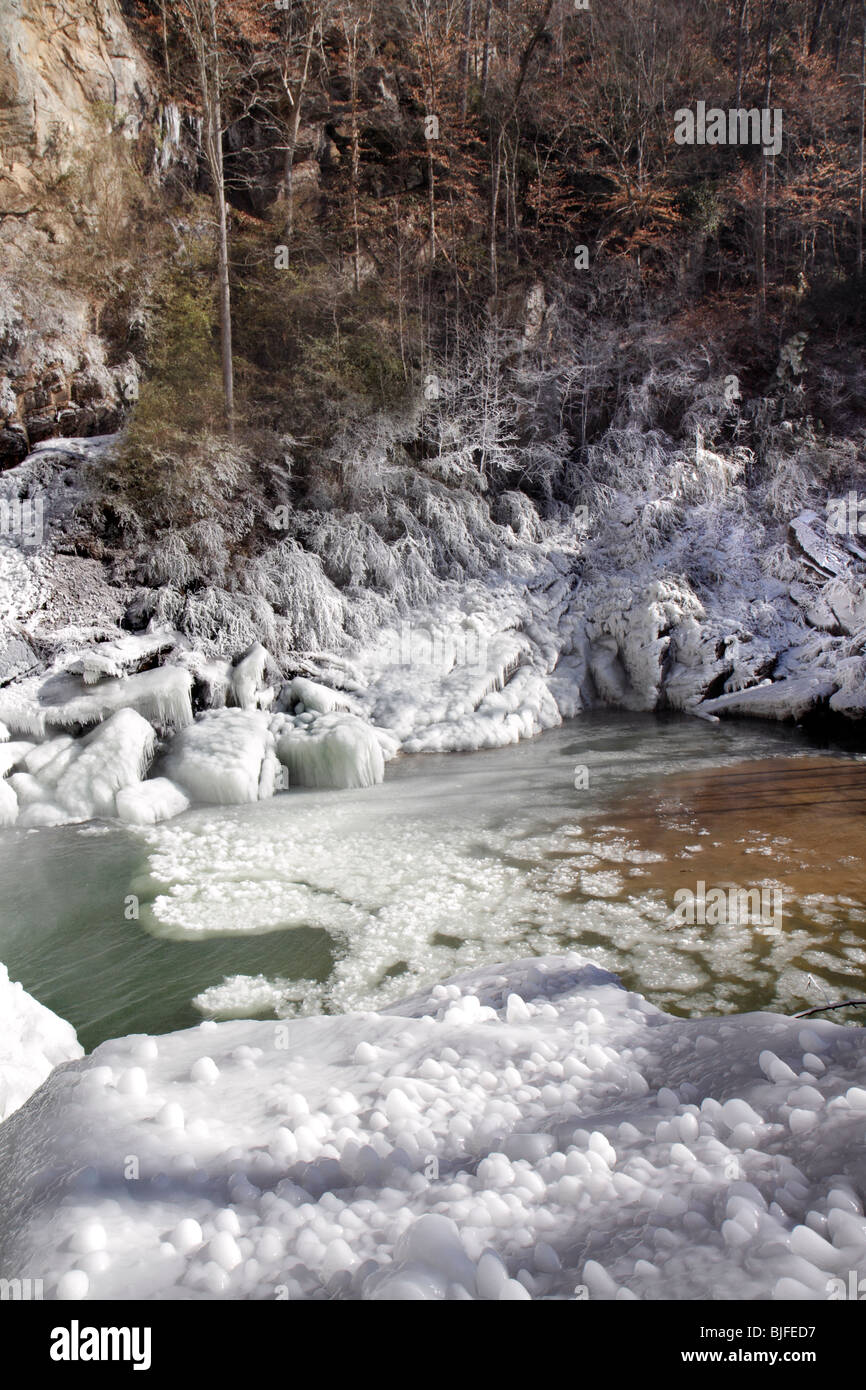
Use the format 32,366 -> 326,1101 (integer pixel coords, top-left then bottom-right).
761,451 -> 815,519
178,587 -> 278,661
234,541 -> 346,652
296,512 -> 401,591
493,490 -> 544,540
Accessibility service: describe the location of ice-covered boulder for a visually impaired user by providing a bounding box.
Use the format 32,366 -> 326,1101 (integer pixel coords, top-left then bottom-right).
166,709 -> 275,805
0,962 -> 81,1122
59,629 -> 179,685
273,711 -> 392,789
700,674 -> 838,721
585,578 -> 704,711
51,708 -> 157,821
0,740 -> 35,777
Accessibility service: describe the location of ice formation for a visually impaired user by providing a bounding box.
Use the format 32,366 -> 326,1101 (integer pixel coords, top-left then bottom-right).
165,710 -> 276,806
273,711 -> 396,789
0,964 -> 81,1123
2,709 -> 156,826
1,954 -> 865,1301
115,777 -> 191,826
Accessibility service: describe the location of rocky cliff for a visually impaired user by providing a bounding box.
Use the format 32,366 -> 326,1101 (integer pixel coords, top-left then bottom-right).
0,0 -> 158,466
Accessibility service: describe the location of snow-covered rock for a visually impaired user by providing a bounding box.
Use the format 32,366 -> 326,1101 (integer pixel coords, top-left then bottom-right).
701,675 -> 839,721
2,953 -> 866,1300
49,708 -> 156,823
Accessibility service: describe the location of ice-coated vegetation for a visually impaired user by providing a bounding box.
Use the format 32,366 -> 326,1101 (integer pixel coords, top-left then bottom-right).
0,337 -> 864,833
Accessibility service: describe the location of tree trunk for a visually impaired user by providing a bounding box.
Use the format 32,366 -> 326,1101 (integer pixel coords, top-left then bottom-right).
735,0 -> 749,106
808,0 -> 827,54
489,128 -> 502,293
859,3 -> 866,276
203,0 -> 234,432
459,0 -> 474,119
481,0 -> 493,93
282,12 -> 317,248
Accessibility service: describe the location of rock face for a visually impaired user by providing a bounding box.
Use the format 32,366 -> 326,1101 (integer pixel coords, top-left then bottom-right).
0,0 -> 157,467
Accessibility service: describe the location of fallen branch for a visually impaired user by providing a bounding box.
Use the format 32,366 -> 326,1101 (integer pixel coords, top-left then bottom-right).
793,999 -> 866,1019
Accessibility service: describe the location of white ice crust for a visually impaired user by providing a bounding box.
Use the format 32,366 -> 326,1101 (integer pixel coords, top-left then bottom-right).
1,954 -> 865,1301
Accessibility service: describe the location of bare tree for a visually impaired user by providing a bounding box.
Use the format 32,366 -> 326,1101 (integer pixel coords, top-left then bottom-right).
276,0 -> 327,252
337,0 -> 373,291
175,0 -> 235,432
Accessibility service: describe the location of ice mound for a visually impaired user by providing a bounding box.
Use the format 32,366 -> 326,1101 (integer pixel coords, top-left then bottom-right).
0,963 -> 82,1122
59,630 -> 178,685
229,643 -> 274,711
115,778 -> 191,826
0,665 -> 193,739
2,953 -> 866,1301
166,710 -> 276,805
277,675 -> 360,716
273,711 -> 396,789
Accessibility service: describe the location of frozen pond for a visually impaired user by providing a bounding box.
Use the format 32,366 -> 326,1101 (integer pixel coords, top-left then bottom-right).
1,711 -> 864,1050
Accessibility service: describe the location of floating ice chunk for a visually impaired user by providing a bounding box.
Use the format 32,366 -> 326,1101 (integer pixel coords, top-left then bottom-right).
56,1270 -> 89,1301
115,778 -> 190,826
275,712 -> 387,789
190,1056 -> 219,1085
3,952 -> 866,1301
0,961 -> 82,1121
166,710 -> 274,805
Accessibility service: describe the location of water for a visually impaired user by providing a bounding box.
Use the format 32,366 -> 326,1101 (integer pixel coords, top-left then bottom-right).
1,711 -> 864,1050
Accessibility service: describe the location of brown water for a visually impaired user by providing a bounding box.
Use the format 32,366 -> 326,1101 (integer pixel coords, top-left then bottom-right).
575,753 -> 866,1018
1,713 -> 864,1045
592,756 -> 866,900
